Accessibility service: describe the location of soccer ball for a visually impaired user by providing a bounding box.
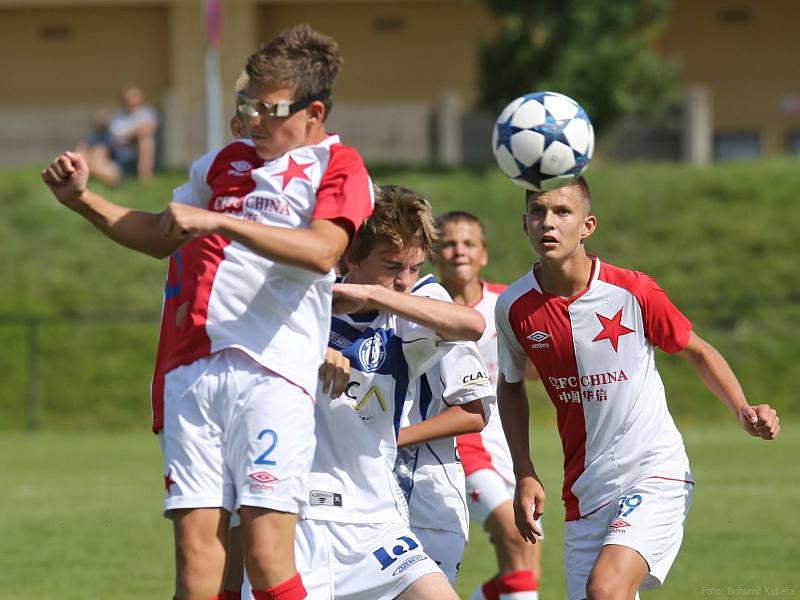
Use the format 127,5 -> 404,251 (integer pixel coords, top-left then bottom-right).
492,91 -> 594,192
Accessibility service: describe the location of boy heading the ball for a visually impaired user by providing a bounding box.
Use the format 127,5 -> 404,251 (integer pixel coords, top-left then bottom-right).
233,184 -> 488,599
41,24 -> 374,600
496,177 -> 780,600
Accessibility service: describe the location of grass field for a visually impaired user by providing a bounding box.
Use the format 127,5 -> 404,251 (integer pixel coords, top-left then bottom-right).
2,419 -> 797,599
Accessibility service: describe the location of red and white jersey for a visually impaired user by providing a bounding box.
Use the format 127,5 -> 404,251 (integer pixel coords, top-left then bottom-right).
457,282 -> 515,485
150,135 -> 374,431
496,258 -> 693,521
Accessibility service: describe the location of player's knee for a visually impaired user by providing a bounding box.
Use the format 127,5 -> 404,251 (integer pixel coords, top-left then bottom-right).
586,574 -> 634,600
175,536 -> 225,595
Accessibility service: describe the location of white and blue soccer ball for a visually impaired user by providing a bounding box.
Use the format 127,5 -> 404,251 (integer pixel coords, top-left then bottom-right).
492,91 -> 594,192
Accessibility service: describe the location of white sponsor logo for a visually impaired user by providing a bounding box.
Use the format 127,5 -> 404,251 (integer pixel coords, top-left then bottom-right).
528,330 -> 550,348
228,160 -> 252,176
359,333 -> 386,373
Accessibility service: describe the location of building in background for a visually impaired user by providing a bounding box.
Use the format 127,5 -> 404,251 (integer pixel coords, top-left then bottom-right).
1,0 -> 799,168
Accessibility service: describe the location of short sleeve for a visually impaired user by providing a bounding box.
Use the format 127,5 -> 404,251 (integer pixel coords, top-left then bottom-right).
430,342 -> 496,427
172,152 -> 214,208
495,296 -> 529,383
312,144 -> 374,242
637,273 -> 692,353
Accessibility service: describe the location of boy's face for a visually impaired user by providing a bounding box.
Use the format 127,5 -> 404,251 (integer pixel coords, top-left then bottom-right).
434,220 -> 488,288
523,186 -> 596,261
238,83 -> 324,160
345,241 -> 426,294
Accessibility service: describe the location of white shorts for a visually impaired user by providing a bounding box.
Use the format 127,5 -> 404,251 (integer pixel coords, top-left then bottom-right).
160,349 -> 315,516
412,526 -> 465,584
564,477 -> 694,600
283,520 -> 444,600
465,468 -> 515,525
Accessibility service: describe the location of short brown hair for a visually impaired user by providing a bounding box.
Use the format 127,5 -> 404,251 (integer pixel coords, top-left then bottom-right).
246,24 -> 341,117
435,211 -> 487,247
347,185 -> 438,265
525,176 -> 592,214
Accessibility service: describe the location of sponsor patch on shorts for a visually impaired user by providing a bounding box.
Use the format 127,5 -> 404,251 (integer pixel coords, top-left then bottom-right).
392,554 -> 427,576
309,490 -> 343,507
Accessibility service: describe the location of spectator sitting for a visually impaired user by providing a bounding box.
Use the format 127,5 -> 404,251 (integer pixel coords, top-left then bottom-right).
77,85 -> 159,185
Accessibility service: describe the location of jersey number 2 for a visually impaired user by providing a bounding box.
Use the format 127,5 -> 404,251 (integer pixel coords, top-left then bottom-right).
255,429 -> 278,466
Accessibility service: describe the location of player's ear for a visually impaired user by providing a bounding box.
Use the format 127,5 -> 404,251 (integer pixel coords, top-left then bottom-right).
230,115 -> 245,138
522,213 -> 529,235
307,101 -> 326,125
580,214 -> 597,241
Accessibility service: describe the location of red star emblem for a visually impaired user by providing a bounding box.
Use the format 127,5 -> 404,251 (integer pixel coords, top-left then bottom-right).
164,471 -> 176,492
469,489 -> 481,503
275,156 -> 314,190
592,308 -> 635,352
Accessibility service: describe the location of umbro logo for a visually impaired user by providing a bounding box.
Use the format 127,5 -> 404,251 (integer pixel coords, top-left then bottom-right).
227,160 -> 253,176
609,518 -> 631,530
248,470 -> 278,492
528,330 -> 550,349
249,471 -> 278,484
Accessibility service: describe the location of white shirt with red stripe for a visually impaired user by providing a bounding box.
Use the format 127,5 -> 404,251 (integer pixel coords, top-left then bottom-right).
456,281 -> 516,485
496,258 -> 693,521
150,135 -> 374,431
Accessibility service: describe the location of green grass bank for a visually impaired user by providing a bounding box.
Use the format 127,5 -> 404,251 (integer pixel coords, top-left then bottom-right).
1,159 -> 797,430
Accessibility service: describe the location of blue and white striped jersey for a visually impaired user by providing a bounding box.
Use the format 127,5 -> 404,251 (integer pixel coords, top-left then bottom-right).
304,275 -> 456,525
394,277 -> 496,539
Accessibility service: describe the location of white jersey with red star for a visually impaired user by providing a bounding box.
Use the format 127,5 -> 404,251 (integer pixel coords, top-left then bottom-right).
304,275 -> 456,525
456,282 -> 516,485
150,136 -> 374,431
496,258 -> 693,521
394,278 -> 496,539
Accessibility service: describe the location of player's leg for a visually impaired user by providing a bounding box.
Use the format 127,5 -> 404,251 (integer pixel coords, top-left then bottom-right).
412,527 -> 465,585
467,469 -> 540,600
172,508 -> 230,599
225,357 -> 316,598
394,573 -> 460,600
222,520 -> 244,600
239,507 -> 301,590
583,478 -> 693,600
585,545 -> 647,600
162,355 -> 238,600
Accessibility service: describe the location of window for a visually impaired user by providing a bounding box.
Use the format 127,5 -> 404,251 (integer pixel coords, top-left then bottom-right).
714,132 -> 761,161
786,131 -> 800,155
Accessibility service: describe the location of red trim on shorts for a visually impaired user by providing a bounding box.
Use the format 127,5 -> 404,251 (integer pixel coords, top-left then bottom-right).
648,475 -> 695,485
457,432 -> 495,476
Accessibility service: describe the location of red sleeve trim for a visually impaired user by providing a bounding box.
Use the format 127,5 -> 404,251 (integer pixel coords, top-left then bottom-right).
312,144 -> 374,242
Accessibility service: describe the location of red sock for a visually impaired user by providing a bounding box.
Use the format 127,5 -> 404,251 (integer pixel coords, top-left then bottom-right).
479,576 -> 500,600
252,573 -> 306,600
221,591 -> 242,600
497,570 -> 538,598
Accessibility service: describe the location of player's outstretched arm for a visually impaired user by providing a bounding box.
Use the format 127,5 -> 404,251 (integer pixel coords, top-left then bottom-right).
679,331 -> 780,440
42,151 -> 182,259
498,374 -> 544,543
397,399 -> 486,448
331,283 -> 484,341
161,203 -> 351,274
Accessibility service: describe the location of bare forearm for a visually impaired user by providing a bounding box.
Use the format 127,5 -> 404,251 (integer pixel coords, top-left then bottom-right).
497,377 -> 536,479
683,338 -> 747,416
69,190 -> 178,258
397,403 -> 485,447
365,287 -> 484,341
215,216 -> 344,274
